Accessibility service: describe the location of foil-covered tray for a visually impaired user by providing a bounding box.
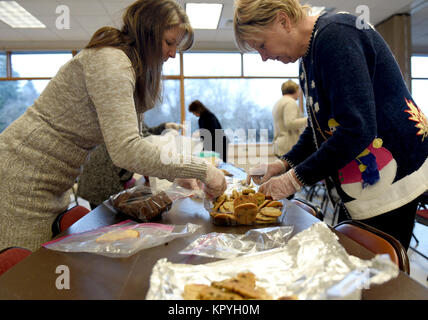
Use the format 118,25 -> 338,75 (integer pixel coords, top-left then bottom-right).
146,222 -> 399,300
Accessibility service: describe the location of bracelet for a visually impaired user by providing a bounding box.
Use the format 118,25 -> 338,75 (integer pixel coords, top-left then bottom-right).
287,170 -> 302,191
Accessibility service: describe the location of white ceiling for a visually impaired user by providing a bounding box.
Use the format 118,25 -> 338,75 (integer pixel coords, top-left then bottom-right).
0,0 -> 427,53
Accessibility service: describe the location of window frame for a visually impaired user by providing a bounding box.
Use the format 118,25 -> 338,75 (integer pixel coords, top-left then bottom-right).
0,49 -> 302,144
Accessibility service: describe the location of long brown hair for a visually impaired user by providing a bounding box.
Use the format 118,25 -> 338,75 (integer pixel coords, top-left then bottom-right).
85,0 -> 193,113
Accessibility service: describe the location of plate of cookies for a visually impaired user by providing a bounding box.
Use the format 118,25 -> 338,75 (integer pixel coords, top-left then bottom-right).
207,188 -> 285,226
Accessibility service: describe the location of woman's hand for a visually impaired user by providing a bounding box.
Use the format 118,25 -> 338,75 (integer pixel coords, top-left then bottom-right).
203,164 -> 226,199
258,169 -> 302,200
174,178 -> 202,190
165,122 -> 184,131
246,159 -> 288,185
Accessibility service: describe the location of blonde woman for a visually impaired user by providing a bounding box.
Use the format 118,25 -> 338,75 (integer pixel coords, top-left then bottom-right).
237,0 -> 428,249
0,0 -> 226,252
272,80 -> 307,156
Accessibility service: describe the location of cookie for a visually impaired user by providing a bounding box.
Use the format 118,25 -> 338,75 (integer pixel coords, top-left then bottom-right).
256,213 -> 278,221
212,273 -> 271,299
213,213 -> 237,225
234,203 -> 258,225
95,229 -> 139,242
253,192 -> 266,206
212,194 -> 227,211
257,199 -> 271,210
259,207 -> 282,217
242,188 -> 256,195
232,189 -> 240,199
198,286 -> 245,300
222,201 -> 234,213
255,219 -> 277,224
236,272 -> 256,288
266,201 -> 283,208
233,194 -> 257,208
182,284 -> 210,300
221,169 -> 233,177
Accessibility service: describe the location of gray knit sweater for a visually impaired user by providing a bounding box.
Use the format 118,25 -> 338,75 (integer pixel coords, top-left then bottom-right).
0,47 -> 207,251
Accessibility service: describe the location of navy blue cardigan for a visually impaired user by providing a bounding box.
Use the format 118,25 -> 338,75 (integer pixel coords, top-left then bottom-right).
282,13 -> 428,219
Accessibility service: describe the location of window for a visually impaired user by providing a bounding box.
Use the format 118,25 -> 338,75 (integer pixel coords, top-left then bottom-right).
0,80 -> 48,132
184,78 -> 288,143
143,80 -> 181,128
243,53 -> 299,77
411,79 -> 428,115
0,52 -> 73,133
11,52 -> 72,78
411,56 -> 428,115
163,55 -> 180,76
0,52 -> 6,77
183,52 -> 241,76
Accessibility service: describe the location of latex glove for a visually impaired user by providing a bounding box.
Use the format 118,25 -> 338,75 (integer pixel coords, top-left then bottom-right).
246,159 -> 288,185
165,122 -> 184,131
203,164 -> 226,199
174,178 -> 202,190
258,169 -> 302,200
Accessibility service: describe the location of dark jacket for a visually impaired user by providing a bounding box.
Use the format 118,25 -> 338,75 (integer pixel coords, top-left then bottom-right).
198,110 -> 228,162
282,12 -> 428,219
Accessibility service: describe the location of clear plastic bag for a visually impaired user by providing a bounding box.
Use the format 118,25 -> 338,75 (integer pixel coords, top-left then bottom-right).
106,185 -> 173,222
43,220 -> 201,258
179,225 -> 294,259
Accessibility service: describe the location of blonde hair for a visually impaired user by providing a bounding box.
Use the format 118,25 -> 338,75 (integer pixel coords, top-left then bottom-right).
234,0 -> 311,52
86,0 -> 193,113
281,80 -> 299,95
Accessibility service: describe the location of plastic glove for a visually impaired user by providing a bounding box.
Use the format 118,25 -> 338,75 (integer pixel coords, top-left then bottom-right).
165,122 -> 184,131
174,178 -> 202,190
246,159 -> 288,185
203,164 -> 226,199
258,169 -> 302,200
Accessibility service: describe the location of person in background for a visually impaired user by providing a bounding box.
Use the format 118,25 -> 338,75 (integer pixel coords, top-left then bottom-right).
0,0 -> 226,252
77,121 -> 183,210
189,100 -> 229,163
235,0 -> 428,249
272,80 -> 307,157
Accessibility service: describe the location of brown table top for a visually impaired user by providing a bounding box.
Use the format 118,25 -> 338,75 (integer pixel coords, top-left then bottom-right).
0,195 -> 427,300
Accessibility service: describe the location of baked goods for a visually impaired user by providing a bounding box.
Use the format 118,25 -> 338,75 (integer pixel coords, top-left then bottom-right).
112,188 -> 172,222
95,229 -> 139,242
182,272 -> 272,300
210,189 -> 284,225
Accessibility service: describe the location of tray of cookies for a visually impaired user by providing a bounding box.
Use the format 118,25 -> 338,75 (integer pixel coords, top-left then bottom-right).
207,188 -> 285,225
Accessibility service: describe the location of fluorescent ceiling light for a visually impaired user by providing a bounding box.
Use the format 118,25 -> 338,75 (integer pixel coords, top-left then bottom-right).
310,6 -> 326,16
0,1 -> 46,28
186,3 -> 222,29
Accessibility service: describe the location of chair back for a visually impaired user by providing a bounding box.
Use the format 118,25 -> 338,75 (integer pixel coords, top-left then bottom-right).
0,247 -> 32,277
292,198 -> 324,220
52,205 -> 90,237
334,220 -> 410,274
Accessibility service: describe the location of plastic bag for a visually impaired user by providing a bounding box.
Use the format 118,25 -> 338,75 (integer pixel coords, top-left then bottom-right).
106,185 -> 173,222
179,225 -> 294,259
43,220 -> 201,258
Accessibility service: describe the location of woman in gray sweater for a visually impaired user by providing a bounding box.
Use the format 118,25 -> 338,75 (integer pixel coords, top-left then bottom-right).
0,0 -> 226,252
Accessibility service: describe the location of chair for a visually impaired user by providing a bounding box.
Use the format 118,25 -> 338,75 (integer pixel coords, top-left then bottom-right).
0,247 -> 32,277
52,205 -> 90,237
409,191 -> 428,261
292,198 -> 324,220
334,220 -> 410,274
415,191 -> 428,227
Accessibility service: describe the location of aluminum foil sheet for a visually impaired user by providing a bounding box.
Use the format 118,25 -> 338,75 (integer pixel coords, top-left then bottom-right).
146,222 -> 399,300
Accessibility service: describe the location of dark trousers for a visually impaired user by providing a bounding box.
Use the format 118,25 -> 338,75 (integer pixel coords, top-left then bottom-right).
338,198 -> 419,250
